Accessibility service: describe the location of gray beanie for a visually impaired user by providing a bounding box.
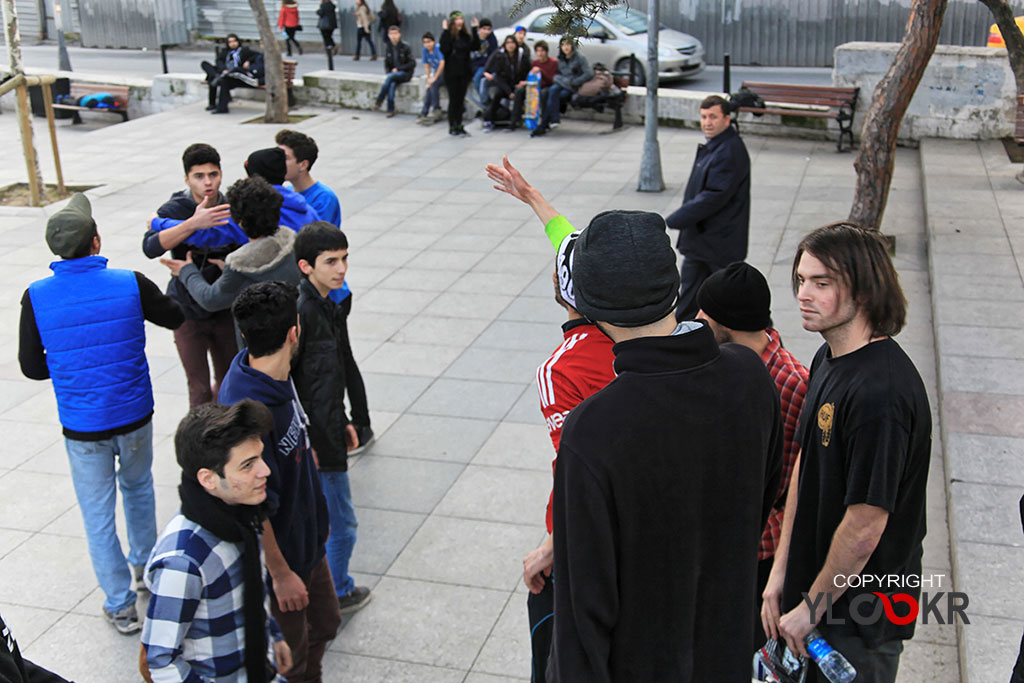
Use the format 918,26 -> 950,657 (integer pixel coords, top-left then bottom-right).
572,210 -> 679,327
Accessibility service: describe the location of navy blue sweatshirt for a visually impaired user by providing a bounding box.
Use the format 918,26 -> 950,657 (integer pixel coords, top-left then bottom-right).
218,350 -> 328,582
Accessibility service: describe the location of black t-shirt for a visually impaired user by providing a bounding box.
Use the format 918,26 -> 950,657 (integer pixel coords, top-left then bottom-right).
782,338 -> 931,648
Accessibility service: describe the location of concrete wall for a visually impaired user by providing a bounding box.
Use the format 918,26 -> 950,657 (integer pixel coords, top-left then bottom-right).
833,42 -> 1018,142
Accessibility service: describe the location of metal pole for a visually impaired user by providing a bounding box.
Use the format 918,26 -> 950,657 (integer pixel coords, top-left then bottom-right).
54,1 -> 72,71
326,44 -> 334,70
637,0 -> 664,192
41,83 -> 64,193
723,52 -> 730,93
161,44 -> 169,74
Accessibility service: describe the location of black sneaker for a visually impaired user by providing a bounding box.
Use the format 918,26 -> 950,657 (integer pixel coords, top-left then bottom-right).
338,586 -> 372,614
104,604 -> 141,635
349,425 -> 375,455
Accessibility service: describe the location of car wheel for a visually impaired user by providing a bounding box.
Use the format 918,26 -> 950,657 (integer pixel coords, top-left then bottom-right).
615,57 -> 645,87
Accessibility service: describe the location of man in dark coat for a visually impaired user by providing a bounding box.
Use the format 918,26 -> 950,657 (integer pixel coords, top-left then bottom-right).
666,94 -> 751,321
547,210 -> 782,682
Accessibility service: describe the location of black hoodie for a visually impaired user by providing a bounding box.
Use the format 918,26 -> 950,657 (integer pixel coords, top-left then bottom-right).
218,350 -> 328,582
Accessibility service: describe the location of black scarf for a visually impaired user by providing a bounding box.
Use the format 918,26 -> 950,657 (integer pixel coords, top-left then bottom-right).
179,476 -> 269,682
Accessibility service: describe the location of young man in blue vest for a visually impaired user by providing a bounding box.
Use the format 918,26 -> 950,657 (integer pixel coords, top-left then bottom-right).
18,194 -> 184,634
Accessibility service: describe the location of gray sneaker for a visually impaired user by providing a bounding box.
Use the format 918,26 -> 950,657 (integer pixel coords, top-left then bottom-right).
104,604 -> 141,635
338,586 -> 372,614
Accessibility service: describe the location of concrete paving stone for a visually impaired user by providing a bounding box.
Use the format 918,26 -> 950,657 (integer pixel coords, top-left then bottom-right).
15,440 -> 71,477
370,413 -> 497,464
388,515 -> 542,591
500,296 -> 567,326
472,422 -> 554,473
931,251 -> 1021,278
473,623 -> 532,680
926,215 -> 1008,236
347,245 -> 421,270
360,341 -> 464,378
923,199 -> 1002,222
935,298 -> 1024,328
943,391 -> 1024,439
947,432 -> 1024,486
445,348 -> 546,385
410,378 -> 525,421
930,233 -> 1012,255
423,292 -> 515,320
412,248 -> 487,271
319,652 -> 466,683
0,471 -> 77,532
360,372 -> 433,414
367,230 -> 442,251
954,541 -> 1024,621
348,507 -> 426,575
152,392 -> 190,437
435,465 -> 551,526
345,265 -> 398,290
357,288 -> 439,315
939,325 -> 1023,360
499,235 -> 563,255
0,529 -> 31,562
0,421 -> 62,469
378,267 -> 464,292
441,233 -> 509,253
350,455 -> 465,514
950,482 -> 1023,547
473,320 -> 565,354
465,674 -> 530,682
21,612 -> 141,683
346,310 -> 409,342
388,315 -> 490,348
456,217 -> 526,238
960,614 -> 1022,682
0,379 -> 50,418
895,641 -> 960,683
932,274 -> 1024,302
939,356 -> 1024,396
0,603 -> 64,650
0,533 -> 98,611
333,576 -> 509,669
450,271 -> 532,297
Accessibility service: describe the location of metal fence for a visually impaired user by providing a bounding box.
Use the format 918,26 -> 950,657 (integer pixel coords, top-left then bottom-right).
77,0 -> 190,48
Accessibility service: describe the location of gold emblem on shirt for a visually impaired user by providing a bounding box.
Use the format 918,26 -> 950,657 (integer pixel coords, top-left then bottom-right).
817,402 -> 835,447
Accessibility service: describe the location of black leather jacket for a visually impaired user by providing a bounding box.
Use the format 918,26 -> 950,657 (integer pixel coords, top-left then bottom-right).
384,39 -> 416,79
291,277 -> 354,471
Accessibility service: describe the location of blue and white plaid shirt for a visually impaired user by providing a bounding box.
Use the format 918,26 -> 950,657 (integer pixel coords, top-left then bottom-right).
142,514 -> 284,683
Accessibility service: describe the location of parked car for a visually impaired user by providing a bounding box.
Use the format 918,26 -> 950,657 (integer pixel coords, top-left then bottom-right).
496,5 -> 705,86
988,16 -> 1024,47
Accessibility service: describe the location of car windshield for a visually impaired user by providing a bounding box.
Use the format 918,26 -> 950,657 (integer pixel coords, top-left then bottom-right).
601,7 -> 649,35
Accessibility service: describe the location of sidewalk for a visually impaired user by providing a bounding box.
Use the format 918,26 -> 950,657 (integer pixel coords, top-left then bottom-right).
0,102 -> 959,680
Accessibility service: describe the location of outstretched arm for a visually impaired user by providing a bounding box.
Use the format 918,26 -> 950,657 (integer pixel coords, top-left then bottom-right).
485,155 -> 561,226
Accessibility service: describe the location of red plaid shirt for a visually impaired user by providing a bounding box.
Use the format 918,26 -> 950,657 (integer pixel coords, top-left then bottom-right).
759,328 -> 808,560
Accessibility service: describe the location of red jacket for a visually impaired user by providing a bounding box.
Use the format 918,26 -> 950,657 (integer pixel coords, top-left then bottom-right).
278,5 -> 300,28
537,319 -> 616,534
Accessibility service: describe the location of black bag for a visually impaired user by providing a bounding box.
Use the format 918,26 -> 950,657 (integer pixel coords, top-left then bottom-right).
296,23 -> 304,31
729,88 -> 765,115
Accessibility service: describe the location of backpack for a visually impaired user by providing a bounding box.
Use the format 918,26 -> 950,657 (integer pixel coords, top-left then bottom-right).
577,64 -> 613,97
729,88 -> 765,115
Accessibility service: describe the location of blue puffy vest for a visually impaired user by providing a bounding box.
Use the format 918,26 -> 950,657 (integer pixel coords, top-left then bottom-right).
29,256 -> 153,433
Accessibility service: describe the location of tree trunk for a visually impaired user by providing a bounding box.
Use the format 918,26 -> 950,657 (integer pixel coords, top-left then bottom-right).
2,0 -> 45,206
637,0 -> 664,192
248,0 -> 289,123
979,0 -> 1024,94
849,0 -> 947,230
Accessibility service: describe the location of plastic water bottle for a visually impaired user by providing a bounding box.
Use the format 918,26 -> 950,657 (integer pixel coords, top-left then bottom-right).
804,629 -> 857,683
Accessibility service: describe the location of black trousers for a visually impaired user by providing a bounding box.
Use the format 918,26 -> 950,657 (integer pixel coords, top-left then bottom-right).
527,577 -> 553,683
485,85 -> 525,125
284,26 -> 301,55
675,257 -> 714,322
320,28 -> 335,48
446,74 -> 470,131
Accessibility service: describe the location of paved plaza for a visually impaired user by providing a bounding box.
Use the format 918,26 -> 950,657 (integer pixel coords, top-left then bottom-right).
0,96 -> 1015,681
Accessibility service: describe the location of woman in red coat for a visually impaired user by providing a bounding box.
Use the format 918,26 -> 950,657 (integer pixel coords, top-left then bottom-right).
278,0 -> 303,56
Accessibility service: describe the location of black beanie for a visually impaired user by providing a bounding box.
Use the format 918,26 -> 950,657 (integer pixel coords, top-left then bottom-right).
572,210 -> 679,327
696,261 -> 772,331
245,148 -> 286,185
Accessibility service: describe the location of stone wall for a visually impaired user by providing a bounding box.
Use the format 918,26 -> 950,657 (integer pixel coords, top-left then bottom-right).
833,42 -> 1018,142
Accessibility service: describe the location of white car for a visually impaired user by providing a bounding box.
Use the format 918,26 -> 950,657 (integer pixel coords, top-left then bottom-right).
496,5 -> 705,86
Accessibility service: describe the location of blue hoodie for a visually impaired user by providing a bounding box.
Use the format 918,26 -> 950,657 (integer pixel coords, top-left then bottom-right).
218,350 -> 328,582
275,184 -> 320,231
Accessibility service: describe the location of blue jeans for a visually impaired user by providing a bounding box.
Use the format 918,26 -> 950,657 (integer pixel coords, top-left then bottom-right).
320,471 -> 357,598
376,72 -> 409,112
471,66 -> 488,106
421,74 -> 445,116
65,421 -> 156,613
541,83 -> 570,128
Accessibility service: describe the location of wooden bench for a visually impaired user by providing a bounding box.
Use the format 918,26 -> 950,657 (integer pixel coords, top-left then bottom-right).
737,82 -> 859,152
52,83 -> 130,124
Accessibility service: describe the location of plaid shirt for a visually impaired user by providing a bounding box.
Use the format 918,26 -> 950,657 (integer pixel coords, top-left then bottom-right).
142,514 -> 284,683
759,329 -> 809,560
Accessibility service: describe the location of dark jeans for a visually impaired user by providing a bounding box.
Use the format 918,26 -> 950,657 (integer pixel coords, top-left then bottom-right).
421,74 -> 445,116
201,62 -> 253,112
320,28 -> 335,48
485,85 -> 525,125
173,311 -> 237,408
376,71 -> 410,112
270,558 -> 342,683
675,257 -> 714,322
806,628 -> 902,683
284,26 -> 301,55
356,27 -> 376,57
446,74 -> 470,130
527,577 -> 554,683
539,83 -> 570,128
754,556 -> 773,653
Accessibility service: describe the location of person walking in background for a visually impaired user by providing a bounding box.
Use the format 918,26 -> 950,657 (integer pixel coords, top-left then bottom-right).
531,36 -> 592,138
279,0 -> 303,56
439,11 -> 480,137
353,0 -> 377,60
377,0 -> 400,43
19,194 -> 185,635
317,0 -> 338,55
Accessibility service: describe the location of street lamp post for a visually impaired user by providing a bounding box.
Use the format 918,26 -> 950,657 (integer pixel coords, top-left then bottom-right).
54,0 -> 72,71
637,0 -> 664,192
